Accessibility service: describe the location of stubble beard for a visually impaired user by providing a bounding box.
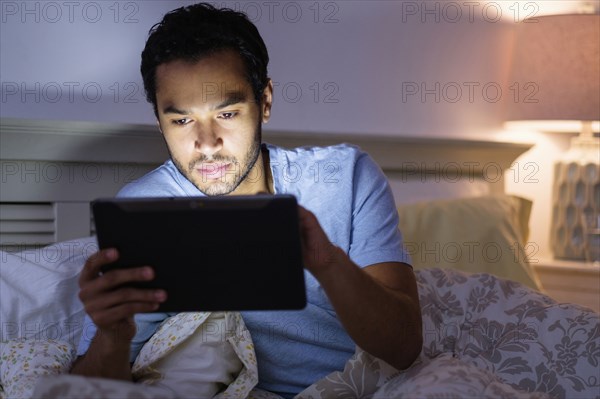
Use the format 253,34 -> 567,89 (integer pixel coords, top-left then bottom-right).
168,124 -> 262,196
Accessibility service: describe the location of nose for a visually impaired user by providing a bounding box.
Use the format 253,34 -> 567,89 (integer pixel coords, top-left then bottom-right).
193,122 -> 223,157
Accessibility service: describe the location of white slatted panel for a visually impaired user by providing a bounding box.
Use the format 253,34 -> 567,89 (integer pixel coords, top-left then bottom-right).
0,203 -> 54,251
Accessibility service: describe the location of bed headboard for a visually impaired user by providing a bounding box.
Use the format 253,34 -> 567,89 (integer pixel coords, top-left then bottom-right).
0,118 -> 532,251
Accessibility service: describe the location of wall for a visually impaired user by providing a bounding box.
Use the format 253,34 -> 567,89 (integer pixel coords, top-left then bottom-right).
1,0 -> 594,259
1,0 -> 519,136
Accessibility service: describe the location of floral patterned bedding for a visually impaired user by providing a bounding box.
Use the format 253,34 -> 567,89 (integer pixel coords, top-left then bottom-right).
296,268 -> 599,399
2,268 -> 599,399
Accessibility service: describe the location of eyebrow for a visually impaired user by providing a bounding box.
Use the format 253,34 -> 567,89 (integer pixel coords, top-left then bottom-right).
216,90 -> 248,109
162,90 -> 249,115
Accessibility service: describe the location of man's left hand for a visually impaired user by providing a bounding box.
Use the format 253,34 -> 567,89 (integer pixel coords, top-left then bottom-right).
297,205 -> 344,275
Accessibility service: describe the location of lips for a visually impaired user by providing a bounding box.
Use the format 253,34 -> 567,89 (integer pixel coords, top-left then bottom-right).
196,163 -> 231,180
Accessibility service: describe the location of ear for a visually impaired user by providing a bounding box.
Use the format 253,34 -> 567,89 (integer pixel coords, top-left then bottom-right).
156,119 -> 163,134
261,79 -> 273,123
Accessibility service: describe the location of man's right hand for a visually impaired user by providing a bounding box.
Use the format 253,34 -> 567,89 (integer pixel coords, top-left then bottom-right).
78,248 -> 167,343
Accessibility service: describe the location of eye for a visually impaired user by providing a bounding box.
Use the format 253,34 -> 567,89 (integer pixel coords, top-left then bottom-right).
219,111 -> 237,120
171,118 -> 190,126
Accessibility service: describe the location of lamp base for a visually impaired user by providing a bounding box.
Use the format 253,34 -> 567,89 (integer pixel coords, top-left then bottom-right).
550,136 -> 600,261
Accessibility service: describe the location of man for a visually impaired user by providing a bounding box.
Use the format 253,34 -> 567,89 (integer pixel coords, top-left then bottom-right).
72,3 -> 422,397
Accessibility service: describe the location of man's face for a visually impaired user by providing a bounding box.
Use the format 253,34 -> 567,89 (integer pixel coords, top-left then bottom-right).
154,50 -> 272,196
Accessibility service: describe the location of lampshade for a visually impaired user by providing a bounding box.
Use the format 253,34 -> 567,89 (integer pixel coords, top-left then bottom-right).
505,14 -> 600,262
506,14 -> 600,129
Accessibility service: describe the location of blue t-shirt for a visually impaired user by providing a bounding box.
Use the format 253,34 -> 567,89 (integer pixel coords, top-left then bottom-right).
78,143 -> 411,398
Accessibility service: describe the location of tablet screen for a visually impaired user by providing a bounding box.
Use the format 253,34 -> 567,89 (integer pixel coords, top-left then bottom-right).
92,195 -> 306,312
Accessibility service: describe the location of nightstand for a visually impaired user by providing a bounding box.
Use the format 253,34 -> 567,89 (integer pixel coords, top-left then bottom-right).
532,259 -> 600,313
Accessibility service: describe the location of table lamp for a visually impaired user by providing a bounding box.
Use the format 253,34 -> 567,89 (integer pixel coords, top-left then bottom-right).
505,14 -> 600,261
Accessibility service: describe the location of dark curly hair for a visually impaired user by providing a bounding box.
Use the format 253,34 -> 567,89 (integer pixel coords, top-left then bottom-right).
140,3 -> 270,117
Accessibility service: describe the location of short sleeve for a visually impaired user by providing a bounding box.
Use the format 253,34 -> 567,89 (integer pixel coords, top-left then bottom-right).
349,152 -> 412,268
76,314 -> 96,357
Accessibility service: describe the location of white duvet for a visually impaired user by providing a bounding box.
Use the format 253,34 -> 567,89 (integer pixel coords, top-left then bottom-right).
0,237 -> 260,399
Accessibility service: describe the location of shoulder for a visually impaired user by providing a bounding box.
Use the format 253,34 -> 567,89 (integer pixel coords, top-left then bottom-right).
117,160 -> 195,198
273,143 -> 383,181
266,142 -> 388,207
267,142 -> 365,164
266,143 -> 375,182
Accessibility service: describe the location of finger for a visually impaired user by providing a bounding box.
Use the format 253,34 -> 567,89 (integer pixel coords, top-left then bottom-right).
297,206 -> 325,241
78,266 -> 156,302
92,302 -> 163,327
297,205 -> 314,229
84,286 -> 167,314
94,266 -> 155,292
297,205 -> 309,218
79,249 -> 118,283
298,205 -> 319,225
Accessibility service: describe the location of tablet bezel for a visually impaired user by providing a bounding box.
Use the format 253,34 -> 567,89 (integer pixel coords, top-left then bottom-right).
91,194 -> 307,312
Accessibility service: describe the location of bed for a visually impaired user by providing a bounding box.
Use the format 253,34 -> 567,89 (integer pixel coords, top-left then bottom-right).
1,118 -> 598,398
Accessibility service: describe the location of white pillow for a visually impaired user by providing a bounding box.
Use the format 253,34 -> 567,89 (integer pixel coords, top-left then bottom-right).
396,195 -> 540,289
0,236 -> 97,348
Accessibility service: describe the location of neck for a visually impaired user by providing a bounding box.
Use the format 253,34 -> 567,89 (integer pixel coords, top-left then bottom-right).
261,145 -> 274,194
230,145 -> 273,195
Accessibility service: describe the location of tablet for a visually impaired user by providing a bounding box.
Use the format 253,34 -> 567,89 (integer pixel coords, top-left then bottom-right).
91,195 -> 306,312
